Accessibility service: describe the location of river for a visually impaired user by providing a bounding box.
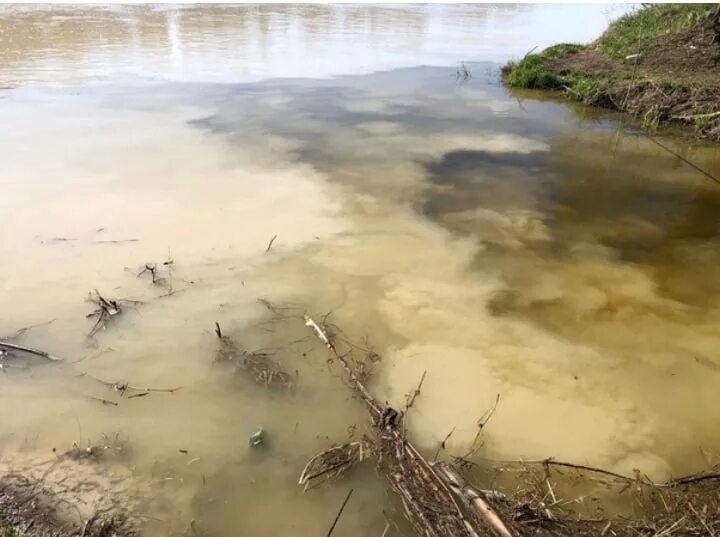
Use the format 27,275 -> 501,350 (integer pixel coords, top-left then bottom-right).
2,4 -> 720,536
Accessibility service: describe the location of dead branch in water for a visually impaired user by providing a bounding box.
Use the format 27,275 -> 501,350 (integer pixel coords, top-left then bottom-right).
0,341 -> 64,362
403,370 -> 427,436
80,372 -> 183,396
301,315 -> 509,537
86,395 -> 119,406
265,234 -> 278,254
214,322 -> 295,391
462,394 -> 501,460
137,263 -> 163,285
434,462 -> 516,537
299,441 -> 371,491
86,290 -> 122,338
433,428 -> 456,462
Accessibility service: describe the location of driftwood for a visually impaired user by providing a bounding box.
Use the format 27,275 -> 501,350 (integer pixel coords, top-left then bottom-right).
302,316 -> 516,537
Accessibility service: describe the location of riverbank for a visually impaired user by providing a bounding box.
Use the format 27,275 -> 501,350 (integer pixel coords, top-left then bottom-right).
502,4 -> 720,142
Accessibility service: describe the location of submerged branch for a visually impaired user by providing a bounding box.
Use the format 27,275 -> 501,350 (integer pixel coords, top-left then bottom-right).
0,341 -> 64,362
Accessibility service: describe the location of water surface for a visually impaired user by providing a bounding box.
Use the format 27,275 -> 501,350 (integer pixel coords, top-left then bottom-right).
2,4 -> 720,536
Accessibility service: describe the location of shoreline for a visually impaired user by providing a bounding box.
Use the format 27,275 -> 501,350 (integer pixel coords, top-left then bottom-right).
502,4 -> 720,143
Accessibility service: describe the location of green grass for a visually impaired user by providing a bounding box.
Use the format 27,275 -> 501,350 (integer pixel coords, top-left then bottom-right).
568,76 -> 604,102
601,3 -> 717,58
540,43 -> 586,60
502,42 -> 586,89
503,55 -> 562,90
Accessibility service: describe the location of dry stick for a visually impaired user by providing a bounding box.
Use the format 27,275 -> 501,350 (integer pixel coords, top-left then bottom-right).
402,370 -> 427,436
85,396 -> 118,407
326,488 -> 354,537
688,501 -> 715,537
304,316 -> 379,415
462,456 -> 720,489
460,457 -> 637,483
80,372 -> 182,394
0,342 -> 64,362
665,471 -> 720,487
434,462 -> 516,537
405,371 -> 427,411
265,234 -> 278,254
129,385 -> 183,393
463,394 -> 501,460
433,428 -> 456,462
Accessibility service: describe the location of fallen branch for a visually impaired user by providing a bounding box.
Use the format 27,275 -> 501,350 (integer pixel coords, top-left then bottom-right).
80,372 -> 182,395
265,234 -> 278,254
86,396 -> 118,407
299,441 -> 370,490
405,370 -> 427,412
0,342 -> 64,362
302,316 -> 498,537
456,456 -> 720,490
434,462 -> 516,537
462,394 -> 501,460
86,290 -> 122,338
433,428 -> 456,462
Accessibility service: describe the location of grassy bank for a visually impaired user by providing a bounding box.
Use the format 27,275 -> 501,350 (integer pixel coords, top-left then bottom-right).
503,4 -> 720,141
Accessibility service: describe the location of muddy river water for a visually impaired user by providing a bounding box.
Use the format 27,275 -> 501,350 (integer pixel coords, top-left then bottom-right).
2,4 -> 720,536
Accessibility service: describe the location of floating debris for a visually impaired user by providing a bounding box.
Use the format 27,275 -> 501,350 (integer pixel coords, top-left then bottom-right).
299,440 -> 371,491
214,323 -> 295,391
249,427 -> 265,448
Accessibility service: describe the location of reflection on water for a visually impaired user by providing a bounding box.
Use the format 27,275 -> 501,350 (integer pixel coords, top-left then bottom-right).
0,3 -> 629,85
2,4 -> 720,537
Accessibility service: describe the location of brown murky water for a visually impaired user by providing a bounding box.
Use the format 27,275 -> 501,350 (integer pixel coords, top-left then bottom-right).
2,4 -> 720,536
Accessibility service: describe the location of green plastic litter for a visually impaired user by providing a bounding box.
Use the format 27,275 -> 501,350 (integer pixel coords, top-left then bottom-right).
249,427 -> 264,447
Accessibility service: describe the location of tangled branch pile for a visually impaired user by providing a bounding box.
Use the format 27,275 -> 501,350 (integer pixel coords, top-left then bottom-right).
300,315 -> 720,537
214,322 -> 295,391
302,316 -> 513,537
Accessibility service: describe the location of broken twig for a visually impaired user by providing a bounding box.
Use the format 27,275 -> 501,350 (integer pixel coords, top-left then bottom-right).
265,235 -> 278,254
0,342 -> 64,362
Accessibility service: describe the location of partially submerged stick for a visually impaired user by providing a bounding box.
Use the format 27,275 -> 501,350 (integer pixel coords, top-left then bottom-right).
0,342 -> 64,362
434,462 -> 516,537
303,315 -> 508,537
